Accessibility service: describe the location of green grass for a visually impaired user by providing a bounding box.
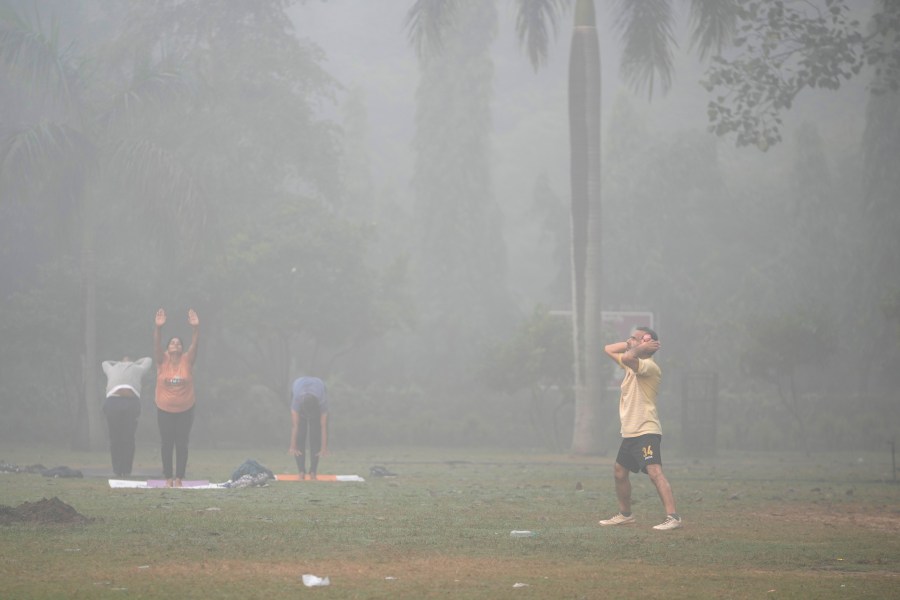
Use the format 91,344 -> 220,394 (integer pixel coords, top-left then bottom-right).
1,445 -> 898,599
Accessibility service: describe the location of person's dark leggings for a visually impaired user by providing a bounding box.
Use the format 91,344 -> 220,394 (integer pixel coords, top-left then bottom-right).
157,406 -> 194,479
103,396 -> 141,476
294,408 -> 322,475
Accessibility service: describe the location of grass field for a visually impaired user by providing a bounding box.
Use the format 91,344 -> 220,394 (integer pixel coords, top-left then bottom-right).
1,444 -> 898,599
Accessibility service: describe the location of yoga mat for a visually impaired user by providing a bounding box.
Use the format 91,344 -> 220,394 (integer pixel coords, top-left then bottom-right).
274,474 -> 365,482
109,479 -> 225,489
147,479 -> 218,488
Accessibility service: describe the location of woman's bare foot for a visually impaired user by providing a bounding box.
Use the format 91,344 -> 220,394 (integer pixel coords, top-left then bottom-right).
165,478 -> 174,488
309,472 -> 317,481
174,478 -> 183,488
298,472 -> 306,480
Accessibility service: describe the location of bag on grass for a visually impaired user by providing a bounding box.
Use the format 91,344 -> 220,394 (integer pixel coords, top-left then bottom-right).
230,459 -> 273,482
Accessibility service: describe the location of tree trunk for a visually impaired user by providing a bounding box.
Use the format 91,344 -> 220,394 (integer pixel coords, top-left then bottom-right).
569,0 -> 602,454
79,180 -> 106,450
82,192 -> 103,451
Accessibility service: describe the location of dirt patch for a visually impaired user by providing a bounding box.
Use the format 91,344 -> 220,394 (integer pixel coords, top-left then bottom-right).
0,461 -> 46,474
0,497 -> 93,525
756,503 -> 900,533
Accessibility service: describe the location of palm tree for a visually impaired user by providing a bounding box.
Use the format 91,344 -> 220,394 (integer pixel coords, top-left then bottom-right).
405,1 -> 510,386
407,0 -> 735,453
567,0 -> 603,454
0,4 -> 204,449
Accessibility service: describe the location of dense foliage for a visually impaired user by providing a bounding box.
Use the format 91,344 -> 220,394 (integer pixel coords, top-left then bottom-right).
1,1 -> 898,453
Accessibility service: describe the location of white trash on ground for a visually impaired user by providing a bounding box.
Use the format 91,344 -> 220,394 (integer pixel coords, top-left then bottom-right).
509,530 -> 536,538
302,574 -> 330,587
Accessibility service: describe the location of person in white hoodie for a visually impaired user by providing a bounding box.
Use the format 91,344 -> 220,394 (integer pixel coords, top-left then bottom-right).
102,356 -> 153,477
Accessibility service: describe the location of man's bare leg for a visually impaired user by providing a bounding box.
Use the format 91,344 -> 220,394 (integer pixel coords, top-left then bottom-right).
646,464 -> 676,515
614,462 -> 632,514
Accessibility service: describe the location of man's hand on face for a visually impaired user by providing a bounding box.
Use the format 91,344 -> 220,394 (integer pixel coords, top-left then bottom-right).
636,339 -> 660,356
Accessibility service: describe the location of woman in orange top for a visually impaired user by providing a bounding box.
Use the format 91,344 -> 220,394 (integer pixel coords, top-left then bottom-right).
153,308 -> 200,488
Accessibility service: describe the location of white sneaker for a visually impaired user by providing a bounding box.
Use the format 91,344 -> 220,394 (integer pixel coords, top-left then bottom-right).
598,513 -> 635,526
652,515 -> 683,530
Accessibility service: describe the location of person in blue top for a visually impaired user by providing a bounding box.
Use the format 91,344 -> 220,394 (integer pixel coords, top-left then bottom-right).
288,376 -> 328,480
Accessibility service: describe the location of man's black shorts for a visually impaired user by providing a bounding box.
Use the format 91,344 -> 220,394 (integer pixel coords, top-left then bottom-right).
616,434 -> 663,474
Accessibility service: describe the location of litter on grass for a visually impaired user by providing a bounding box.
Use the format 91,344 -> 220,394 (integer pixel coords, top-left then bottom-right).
510,530 -> 536,538
302,574 -> 330,587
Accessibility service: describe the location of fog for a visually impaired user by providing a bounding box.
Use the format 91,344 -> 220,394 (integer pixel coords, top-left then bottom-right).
1,1 -> 898,459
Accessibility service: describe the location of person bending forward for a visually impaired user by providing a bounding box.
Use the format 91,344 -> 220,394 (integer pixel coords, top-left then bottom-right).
288,376 -> 328,480
101,355 -> 152,477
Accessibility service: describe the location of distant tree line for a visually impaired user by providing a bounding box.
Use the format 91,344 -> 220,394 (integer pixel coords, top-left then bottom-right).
1,0 -> 898,454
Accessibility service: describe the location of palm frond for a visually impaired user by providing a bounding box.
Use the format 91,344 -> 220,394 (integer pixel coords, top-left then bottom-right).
106,137 -> 207,251
0,120 -> 95,201
0,4 -> 81,112
99,68 -> 196,132
514,0 -> 571,71
614,0 -> 677,100
404,0 -> 462,62
688,0 -> 738,60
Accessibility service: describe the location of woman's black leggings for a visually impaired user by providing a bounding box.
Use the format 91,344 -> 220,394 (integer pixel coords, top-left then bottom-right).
294,412 -> 322,474
103,396 -> 141,477
157,406 -> 194,479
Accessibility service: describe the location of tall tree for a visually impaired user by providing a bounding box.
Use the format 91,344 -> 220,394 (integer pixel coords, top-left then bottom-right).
531,172 -> 570,305
107,0 -> 360,400
525,0 -> 734,453
703,0 -> 900,399
406,1 -> 511,384
0,2 -> 205,449
409,0 -> 736,453
860,0 -> 900,393
704,0 -> 899,149
2,1 -> 409,445
567,0 -> 602,453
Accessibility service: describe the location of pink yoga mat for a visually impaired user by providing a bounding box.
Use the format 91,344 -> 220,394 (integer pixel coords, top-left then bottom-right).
274,474 -> 364,482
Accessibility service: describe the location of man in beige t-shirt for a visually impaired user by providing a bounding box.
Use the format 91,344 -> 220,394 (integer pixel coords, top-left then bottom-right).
598,327 -> 682,531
